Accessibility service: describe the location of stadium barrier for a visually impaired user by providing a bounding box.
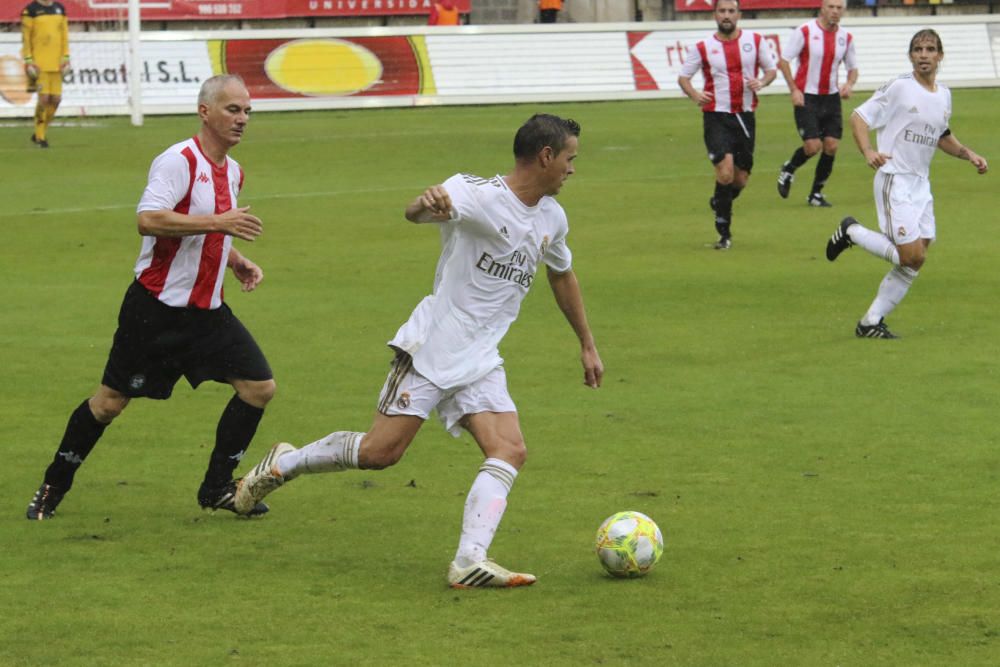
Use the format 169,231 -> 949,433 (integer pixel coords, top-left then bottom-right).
1,14 -> 998,117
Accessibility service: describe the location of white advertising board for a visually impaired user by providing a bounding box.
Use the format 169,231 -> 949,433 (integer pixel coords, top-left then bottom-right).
1,15 -> 998,118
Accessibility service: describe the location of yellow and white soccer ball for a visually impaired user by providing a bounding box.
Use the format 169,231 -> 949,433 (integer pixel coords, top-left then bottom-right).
595,511 -> 664,578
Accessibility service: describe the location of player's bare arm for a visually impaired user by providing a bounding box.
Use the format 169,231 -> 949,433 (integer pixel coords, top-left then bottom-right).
778,60 -> 805,107
746,68 -> 777,93
938,133 -> 988,174
850,111 -> 890,169
546,267 -> 603,389
405,185 -> 453,223
677,75 -> 713,107
227,247 -> 264,292
840,68 -> 858,99
137,206 -> 263,241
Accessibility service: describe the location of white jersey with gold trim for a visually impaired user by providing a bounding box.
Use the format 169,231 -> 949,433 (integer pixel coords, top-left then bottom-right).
389,173 -> 573,390
854,73 -> 951,179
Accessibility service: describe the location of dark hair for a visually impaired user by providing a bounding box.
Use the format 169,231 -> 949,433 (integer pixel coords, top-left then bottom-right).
909,29 -> 943,55
513,114 -> 581,161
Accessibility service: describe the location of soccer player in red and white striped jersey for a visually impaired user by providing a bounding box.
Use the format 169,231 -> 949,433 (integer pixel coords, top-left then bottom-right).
776,0 -> 858,207
678,0 -> 777,250
26,75 -> 278,521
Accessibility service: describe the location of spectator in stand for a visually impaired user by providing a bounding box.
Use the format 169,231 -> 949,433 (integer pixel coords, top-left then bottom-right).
539,0 -> 563,23
428,0 -> 460,25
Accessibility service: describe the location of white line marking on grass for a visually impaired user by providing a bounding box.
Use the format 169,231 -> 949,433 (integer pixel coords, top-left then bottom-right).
2,177 -> 676,219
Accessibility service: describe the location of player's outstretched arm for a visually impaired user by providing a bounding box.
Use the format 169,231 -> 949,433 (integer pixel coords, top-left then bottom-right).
405,185 -> 453,223
938,133 -> 988,174
546,267 -> 603,389
850,111 -> 890,170
137,207 -> 263,241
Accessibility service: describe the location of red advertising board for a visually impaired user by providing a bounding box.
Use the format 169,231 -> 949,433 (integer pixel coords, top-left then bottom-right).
218,36 -> 426,98
1,0 -> 471,22
675,0 -> 819,11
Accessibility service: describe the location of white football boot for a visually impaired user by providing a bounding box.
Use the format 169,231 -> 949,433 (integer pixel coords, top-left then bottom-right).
234,442 -> 296,514
447,559 -> 537,589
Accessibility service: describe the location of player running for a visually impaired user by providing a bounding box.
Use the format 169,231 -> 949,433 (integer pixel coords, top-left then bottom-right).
825,29 -> 988,338
775,0 -> 858,207
235,114 -> 603,588
677,0 -> 777,250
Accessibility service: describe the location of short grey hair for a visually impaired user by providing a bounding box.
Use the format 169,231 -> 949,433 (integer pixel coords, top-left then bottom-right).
198,74 -> 246,106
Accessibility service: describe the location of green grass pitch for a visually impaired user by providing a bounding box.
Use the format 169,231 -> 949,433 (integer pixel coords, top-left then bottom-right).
2,89 -> 999,665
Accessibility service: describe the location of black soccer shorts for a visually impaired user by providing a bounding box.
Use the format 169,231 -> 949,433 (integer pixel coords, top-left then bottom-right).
703,111 -> 756,172
794,93 -> 844,141
101,281 -> 273,399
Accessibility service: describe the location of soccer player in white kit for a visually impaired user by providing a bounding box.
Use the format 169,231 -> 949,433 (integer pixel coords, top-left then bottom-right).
825,30 -> 988,338
775,0 -> 858,207
236,114 -> 604,588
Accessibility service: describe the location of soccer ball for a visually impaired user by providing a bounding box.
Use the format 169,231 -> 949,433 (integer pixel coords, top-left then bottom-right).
595,511 -> 664,578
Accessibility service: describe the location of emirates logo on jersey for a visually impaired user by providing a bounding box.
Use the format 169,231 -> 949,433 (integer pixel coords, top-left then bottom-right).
197,172 -> 210,184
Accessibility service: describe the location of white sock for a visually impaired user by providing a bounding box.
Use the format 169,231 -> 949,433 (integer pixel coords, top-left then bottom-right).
848,224 -> 899,265
276,431 -> 363,480
453,458 -> 518,568
861,266 -> 918,326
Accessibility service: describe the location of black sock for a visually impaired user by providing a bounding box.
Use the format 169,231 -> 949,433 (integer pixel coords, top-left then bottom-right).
785,147 -> 811,173
203,395 -> 264,489
731,186 -> 743,201
812,153 -> 835,195
43,399 -> 109,492
713,182 -> 733,237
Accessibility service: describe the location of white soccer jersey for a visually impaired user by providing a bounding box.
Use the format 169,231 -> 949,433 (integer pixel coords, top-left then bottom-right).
783,20 -> 857,96
134,136 -> 244,310
680,30 -> 777,113
389,173 -> 573,390
854,74 -> 951,179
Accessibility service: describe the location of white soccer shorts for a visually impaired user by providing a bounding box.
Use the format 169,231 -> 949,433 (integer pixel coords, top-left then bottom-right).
873,170 -> 936,246
376,353 -> 516,437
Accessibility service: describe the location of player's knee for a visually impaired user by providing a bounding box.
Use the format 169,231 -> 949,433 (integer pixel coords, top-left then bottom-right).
360,445 -> 405,470
236,379 -> 276,408
506,439 -> 527,469
89,394 -> 128,423
897,247 -> 925,270
254,379 -> 277,405
803,140 -> 821,157
491,436 -> 527,470
358,434 -> 410,470
822,139 -> 839,154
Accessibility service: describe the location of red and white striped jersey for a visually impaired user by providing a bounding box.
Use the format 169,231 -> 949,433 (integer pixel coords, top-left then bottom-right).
680,30 -> 778,113
783,20 -> 857,96
134,136 -> 244,310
